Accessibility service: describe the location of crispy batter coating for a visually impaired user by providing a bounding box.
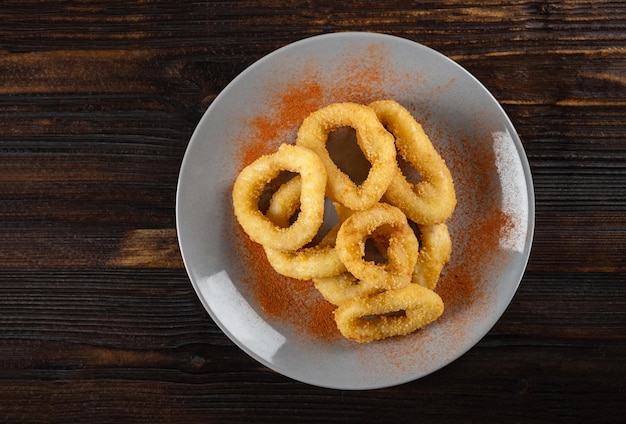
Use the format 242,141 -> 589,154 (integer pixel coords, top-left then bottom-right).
233,101 -> 456,342
232,144 -> 327,251
369,100 -> 456,225
296,102 -> 396,211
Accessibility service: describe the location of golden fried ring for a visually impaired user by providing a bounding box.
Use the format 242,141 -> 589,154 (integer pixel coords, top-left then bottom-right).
262,176 -> 346,280
313,202 -> 379,305
296,102 -> 396,211
264,174 -> 302,228
313,272 -> 380,306
369,221 -> 452,291
232,144 -> 327,251
332,201 -> 355,224
335,203 -> 418,291
369,100 -> 456,225
412,223 -> 452,290
333,284 -> 444,343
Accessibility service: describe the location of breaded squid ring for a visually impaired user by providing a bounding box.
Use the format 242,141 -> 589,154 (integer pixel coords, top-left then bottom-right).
313,202 -> 379,305
369,100 -> 456,225
412,223 -> 452,290
232,144 -> 327,251
262,176 -> 346,280
314,272 -> 380,307
335,203 -> 419,291
333,284 -> 445,343
296,102 -> 396,211
264,174 -> 302,228
368,221 -> 452,291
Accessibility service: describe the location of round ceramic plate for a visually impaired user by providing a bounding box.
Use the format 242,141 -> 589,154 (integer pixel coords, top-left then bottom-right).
176,32 -> 534,390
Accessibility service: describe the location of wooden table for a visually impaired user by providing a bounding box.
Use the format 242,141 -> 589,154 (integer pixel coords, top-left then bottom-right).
1,1 -> 624,422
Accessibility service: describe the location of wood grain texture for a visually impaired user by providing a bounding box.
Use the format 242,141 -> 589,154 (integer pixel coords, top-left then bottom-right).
1,1 -> 625,422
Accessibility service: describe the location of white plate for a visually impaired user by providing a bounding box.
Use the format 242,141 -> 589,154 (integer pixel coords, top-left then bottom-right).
176,32 -> 534,390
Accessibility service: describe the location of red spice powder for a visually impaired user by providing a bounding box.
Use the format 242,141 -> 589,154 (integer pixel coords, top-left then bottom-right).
436,128 -> 516,315
331,43 -> 393,103
231,44 -> 400,342
237,42 -> 394,169
231,41 -> 516,344
437,209 -> 512,312
234,74 -> 341,341
239,81 -> 324,168
234,221 -> 340,342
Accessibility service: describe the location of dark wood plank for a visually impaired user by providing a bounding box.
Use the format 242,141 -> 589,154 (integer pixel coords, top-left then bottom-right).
1,0 -> 625,422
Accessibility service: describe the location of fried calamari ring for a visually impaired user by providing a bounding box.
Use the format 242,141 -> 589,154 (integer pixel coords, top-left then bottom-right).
367,221 -> 452,291
314,202 -> 380,305
332,201 -> 355,224
369,100 -> 456,224
263,229 -> 345,280
262,176 -> 346,280
314,272 -> 380,307
412,223 -> 452,290
264,174 -> 302,228
333,284 -> 444,343
335,203 -> 418,291
296,102 -> 396,211
232,144 -> 326,251
318,218 -> 450,304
